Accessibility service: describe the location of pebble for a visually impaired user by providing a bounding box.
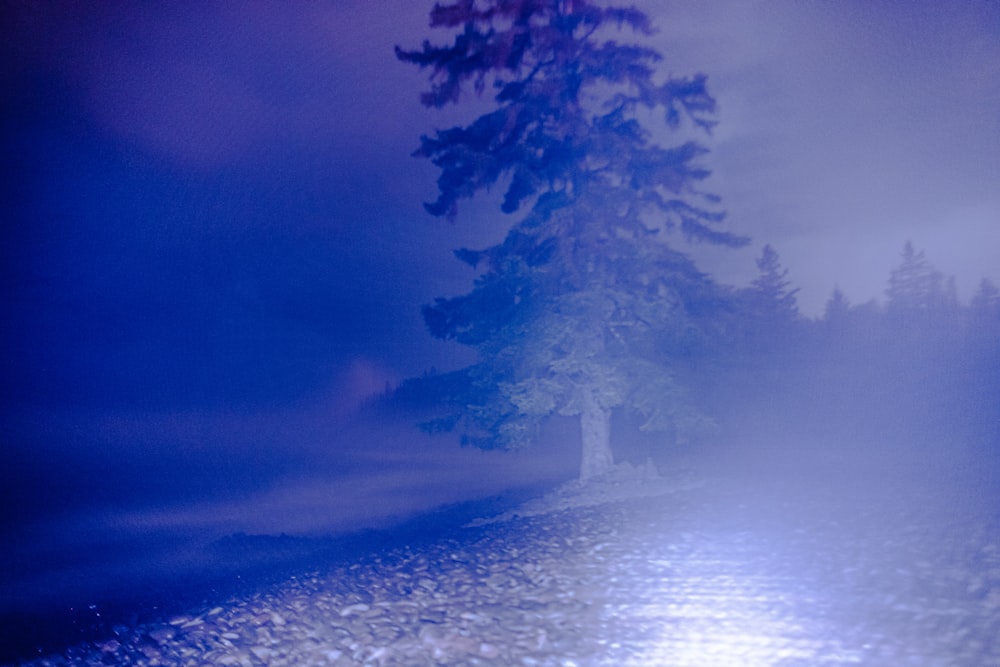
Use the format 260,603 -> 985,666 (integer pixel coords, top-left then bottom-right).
147,627 -> 175,644
339,602 -> 370,617
249,646 -> 273,661
11,464 -> 1000,666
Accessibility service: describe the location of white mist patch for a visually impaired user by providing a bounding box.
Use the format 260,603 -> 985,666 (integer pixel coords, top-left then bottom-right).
97,455 -> 531,537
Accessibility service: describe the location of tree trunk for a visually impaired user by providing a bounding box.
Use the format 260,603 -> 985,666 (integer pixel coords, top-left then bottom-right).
579,390 -> 613,479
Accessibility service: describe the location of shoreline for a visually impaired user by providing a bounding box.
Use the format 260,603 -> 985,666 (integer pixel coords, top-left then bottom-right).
6,451 -> 999,666
0,479 -> 561,665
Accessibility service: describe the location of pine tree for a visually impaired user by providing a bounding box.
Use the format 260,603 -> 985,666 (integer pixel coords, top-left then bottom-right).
399,0 -> 746,478
970,278 -> 1000,313
725,243 -> 801,355
885,241 -> 946,317
747,244 -> 800,324
823,286 -> 850,325
969,278 -> 1000,339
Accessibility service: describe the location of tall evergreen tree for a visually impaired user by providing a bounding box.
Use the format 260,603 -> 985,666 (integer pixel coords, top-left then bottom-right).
969,278 -> 1000,338
398,0 -> 746,478
823,286 -> 850,325
747,244 -> 800,322
819,285 -> 856,345
725,243 -> 801,355
970,278 -> 1000,313
885,241 -> 946,317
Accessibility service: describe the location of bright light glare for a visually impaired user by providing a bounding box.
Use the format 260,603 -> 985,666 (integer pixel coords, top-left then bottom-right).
624,539 -> 866,666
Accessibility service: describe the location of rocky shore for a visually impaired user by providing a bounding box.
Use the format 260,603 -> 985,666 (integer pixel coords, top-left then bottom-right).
7,457 -> 1000,666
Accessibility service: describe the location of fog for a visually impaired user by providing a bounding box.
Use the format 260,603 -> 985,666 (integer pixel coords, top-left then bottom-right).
2,0 -> 999,662
4,314 -> 996,660
2,400 -> 575,600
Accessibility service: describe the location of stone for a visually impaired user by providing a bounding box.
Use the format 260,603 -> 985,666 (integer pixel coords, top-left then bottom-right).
249,646 -> 273,661
147,626 -> 177,644
339,602 -> 371,617
478,642 -> 500,658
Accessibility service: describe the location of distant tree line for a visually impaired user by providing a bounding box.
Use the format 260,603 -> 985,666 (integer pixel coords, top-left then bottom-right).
726,239 -> 1000,363
692,241 -> 1000,453
725,240 -> 999,351
820,242 -> 999,345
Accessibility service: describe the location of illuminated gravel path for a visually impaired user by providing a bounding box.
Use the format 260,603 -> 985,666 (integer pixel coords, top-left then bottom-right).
13,449 -> 1000,666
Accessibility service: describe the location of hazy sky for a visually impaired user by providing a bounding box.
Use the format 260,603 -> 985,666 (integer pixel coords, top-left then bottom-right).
655,1 -> 1000,308
2,1 -> 998,557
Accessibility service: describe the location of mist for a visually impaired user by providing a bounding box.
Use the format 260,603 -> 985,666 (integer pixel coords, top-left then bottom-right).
2,0 -> 999,663
8,304 -> 997,662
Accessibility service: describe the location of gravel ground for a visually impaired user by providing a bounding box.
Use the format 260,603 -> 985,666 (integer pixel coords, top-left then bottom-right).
7,449 -> 1000,666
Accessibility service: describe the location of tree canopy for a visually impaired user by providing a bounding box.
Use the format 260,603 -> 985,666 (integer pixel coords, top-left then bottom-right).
398,0 -> 747,478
